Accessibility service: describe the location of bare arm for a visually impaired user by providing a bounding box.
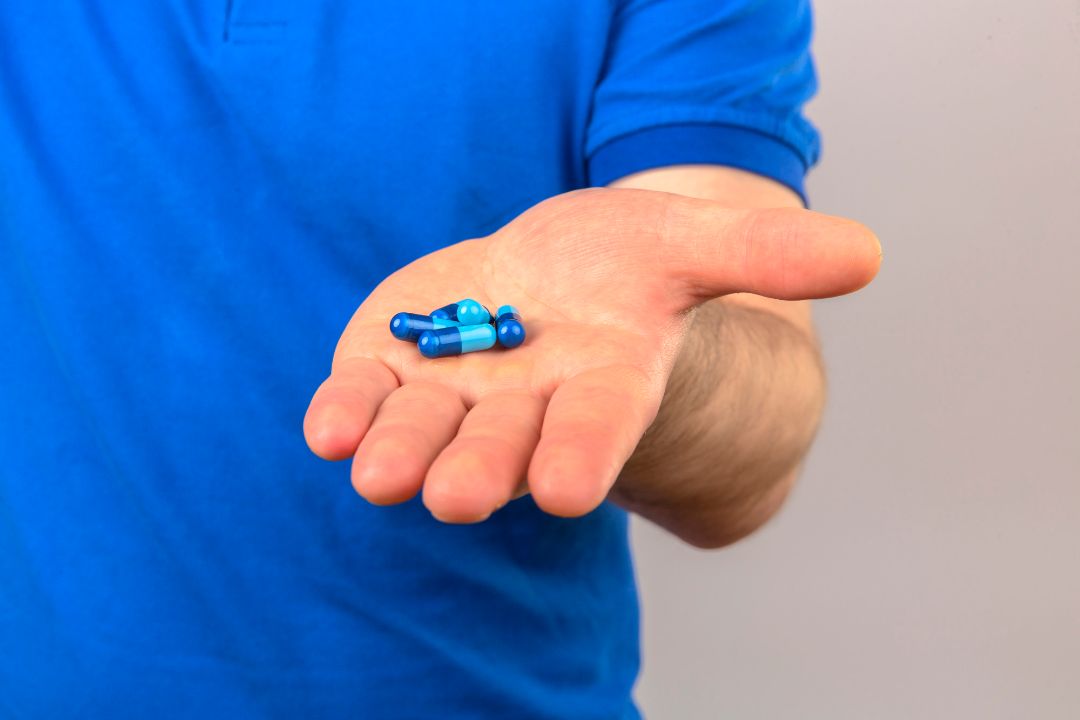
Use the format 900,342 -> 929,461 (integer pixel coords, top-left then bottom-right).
610,165 -> 828,548
305,170 -> 880,536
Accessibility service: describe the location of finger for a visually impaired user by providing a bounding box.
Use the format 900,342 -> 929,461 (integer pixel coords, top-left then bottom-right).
423,392 -> 546,523
528,366 -> 659,517
351,383 -> 467,505
304,357 -> 400,461
660,195 -> 883,303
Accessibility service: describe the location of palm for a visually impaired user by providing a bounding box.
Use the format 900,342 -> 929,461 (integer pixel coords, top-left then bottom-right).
342,234 -> 680,403
305,189 -> 879,522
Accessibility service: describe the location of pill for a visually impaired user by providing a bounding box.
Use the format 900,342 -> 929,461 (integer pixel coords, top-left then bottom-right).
430,299 -> 491,325
389,312 -> 463,342
494,305 -> 526,349
417,324 -> 497,358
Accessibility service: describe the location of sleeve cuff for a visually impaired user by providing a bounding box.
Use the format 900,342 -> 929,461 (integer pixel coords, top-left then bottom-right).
587,123 -> 812,206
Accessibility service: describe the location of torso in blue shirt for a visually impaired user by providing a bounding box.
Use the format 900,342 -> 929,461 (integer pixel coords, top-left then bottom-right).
0,1 -> 819,717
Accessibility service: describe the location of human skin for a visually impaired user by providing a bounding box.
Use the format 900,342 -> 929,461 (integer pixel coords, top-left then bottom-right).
303,166 -> 881,548
608,165 -> 846,547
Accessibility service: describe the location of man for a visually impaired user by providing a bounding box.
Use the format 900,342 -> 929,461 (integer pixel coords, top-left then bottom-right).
0,1 -> 879,717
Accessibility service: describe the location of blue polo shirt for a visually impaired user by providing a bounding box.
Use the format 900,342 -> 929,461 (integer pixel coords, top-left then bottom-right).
0,1 -> 819,717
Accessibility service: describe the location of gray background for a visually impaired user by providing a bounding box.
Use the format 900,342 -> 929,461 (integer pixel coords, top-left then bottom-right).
632,0 -> 1080,717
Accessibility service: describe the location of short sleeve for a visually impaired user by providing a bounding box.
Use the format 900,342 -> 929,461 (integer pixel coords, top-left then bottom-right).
586,0 -> 821,203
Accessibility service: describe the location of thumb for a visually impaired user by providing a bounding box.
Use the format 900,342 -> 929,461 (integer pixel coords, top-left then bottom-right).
660,195 -> 883,304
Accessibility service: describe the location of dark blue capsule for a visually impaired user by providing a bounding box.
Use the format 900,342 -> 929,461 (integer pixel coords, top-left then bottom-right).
417,324 -> 497,358
494,305 -> 526,349
389,312 -> 462,342
430,299 -> 491,325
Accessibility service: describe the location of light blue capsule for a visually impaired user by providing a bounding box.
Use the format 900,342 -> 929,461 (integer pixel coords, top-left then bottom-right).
430,298 -> 491,325
389,312 -> 462,342
494,305 -> 526,349
417,324 -> 497,358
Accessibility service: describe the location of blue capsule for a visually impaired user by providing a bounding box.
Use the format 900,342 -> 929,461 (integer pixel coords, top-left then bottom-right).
417,324 -> 497,358
389,312 -> 463,341
430,298 -> 491,325
494,305 -> 526,349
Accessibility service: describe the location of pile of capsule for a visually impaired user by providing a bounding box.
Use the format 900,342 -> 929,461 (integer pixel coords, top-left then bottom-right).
389,299 -> 525,358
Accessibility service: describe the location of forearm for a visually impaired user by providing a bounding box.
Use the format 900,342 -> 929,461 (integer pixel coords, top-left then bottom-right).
609,165 -> 825,547
613,296 -> 825,547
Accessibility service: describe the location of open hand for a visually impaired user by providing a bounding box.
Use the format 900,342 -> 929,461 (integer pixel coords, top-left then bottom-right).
303,188 -> 880,522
